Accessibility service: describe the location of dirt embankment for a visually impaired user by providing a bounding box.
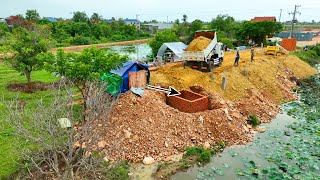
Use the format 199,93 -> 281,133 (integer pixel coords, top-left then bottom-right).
89,49 -> 317,163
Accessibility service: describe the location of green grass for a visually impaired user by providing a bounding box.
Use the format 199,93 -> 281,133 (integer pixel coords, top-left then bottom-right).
0,63 -> 58,178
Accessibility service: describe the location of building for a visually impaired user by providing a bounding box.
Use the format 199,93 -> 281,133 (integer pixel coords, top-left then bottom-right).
43,17 -> 57,22
142,23 -> 174,33
251,16 -> 277,22
5,16 -> 25,27
105,18 -> 141,29
123,18 -> 140,29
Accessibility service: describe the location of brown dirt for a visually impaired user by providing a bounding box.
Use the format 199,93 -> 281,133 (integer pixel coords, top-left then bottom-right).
7,81 -> 62,93
185,36 -> 212,51
91,90 -> 251,163
85,49 -> 317,164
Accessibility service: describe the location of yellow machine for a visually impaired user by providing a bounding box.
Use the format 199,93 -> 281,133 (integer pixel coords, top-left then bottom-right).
266,46 -> 286,56
266,46 -> 280,56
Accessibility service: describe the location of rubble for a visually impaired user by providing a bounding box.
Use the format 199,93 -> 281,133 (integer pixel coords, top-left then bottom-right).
256,126 -> 266,133
185,36 -> 212,51
143,157 -> 155,165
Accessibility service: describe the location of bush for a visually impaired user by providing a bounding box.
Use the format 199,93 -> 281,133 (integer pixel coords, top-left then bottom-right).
107,161 -> 129,180
220,37 -> 234,49
69,34 -> 93,45
249,114 -> 260,127
185,147 -> 204,156
197,151 -> 211,162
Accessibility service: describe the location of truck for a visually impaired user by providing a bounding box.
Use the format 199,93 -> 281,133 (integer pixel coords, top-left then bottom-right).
182,30 -> 224,72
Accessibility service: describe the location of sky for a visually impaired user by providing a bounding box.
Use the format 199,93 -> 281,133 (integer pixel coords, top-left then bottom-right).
1,0 -> 320,22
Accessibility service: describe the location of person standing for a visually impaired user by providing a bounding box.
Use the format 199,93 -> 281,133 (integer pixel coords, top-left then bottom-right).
251,47 -> 255,62
234,50 -> 240,66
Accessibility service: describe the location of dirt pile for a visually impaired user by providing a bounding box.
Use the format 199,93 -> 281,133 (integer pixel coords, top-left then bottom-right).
150,50 -> 317,102
185,36 -> 212,51
92,90 -> 251,162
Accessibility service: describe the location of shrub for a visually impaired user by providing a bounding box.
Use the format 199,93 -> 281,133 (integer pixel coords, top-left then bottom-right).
197,151 -> 211,162
185,147 -> 204,156
249,114 -> 260,127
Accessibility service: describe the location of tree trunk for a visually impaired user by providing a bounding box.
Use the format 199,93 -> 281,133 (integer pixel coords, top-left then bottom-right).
25,69 -> 31,83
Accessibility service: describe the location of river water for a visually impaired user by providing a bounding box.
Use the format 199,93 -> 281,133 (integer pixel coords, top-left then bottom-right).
105,43 -> 152,61
172,105 -> 298,180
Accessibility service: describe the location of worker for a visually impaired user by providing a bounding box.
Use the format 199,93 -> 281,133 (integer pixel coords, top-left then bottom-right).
234,51 -> 240,66
251,47 -> 255,62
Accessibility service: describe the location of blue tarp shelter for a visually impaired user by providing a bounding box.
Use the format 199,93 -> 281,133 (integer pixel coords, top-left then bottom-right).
111,61 -> 149,93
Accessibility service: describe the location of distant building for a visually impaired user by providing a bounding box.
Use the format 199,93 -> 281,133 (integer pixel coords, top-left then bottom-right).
142,23 -> 174,33
43,17 -> 57,22
123,18 -> 140,29
251,16 -> 277,22
105,18 -> 141,29
0,18 -> 5,23
5,16 -> 25,27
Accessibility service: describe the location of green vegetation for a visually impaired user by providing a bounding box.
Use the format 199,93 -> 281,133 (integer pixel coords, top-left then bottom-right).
148,29 -> 179,57
2,10 -> 150,48
106,161 -> 130,180
0,63 -> 58,178
292,44 -> 320,66
249,114 -> 260,127
4,26 -> 52,82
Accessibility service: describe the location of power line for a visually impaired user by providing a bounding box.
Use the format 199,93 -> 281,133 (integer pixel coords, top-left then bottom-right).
288,5 -> 301,38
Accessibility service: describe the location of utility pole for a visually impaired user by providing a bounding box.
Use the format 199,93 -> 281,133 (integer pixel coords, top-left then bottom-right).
136,14 -> 140,30
279,9 -> 282,22
167,16 -> 169,23
288,5 -> 301,38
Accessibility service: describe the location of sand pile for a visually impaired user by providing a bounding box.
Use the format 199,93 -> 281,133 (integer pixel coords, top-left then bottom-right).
91,90 -> 250,162
185,36 -> 212,51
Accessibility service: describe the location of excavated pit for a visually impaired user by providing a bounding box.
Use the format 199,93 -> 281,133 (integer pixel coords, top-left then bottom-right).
166,90 -> 209,113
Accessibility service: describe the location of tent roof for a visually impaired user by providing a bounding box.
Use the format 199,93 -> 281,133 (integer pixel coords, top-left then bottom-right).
111,61 -> 148,76
157,42 -> 187,58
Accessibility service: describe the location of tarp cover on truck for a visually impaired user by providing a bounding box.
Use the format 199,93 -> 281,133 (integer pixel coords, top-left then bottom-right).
157,42 -> 187,61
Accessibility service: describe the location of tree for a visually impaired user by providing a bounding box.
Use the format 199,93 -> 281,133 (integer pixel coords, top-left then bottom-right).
190,19 -> 203,33
5,81 -> 116,179
41,47 -> 128,120
174,19 -> 180,25
25,9 -> 40,22
90,13 -> 103,24
5,26 -> 52,83
72,11 -> 89,22
236,21 -> 283,44
209,14 -> 239,38
182,14 -> 188,24
149,30 -> 179,57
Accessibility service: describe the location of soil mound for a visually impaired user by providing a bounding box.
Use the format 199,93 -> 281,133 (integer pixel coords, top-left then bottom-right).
185,36 -> 212,51
92,90 -> 250,162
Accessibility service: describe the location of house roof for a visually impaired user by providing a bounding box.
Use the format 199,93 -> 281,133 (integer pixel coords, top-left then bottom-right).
44,17 -> 57,22
251,16 -> 277,22
124,18 -> 139,23
144,23 -> 173,30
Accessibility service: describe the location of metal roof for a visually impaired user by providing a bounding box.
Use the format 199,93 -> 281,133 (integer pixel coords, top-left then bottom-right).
44,17 -> 57,22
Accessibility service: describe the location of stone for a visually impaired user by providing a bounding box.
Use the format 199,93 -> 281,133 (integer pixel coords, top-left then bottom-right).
98,140 -> 107,148
256,126 -> 266,133
124,129 -> 132,139
203,141 -> 211,150
128,173 -> 134,176
103,156 -> 109,162
199,116 -> 204,124
242,125 -> 249,132
73,141 -> 80,149
143,156 -> 155,165
165,142 -> 169,148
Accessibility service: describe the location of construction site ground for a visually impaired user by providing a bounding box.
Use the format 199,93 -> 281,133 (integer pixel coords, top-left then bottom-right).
91,48 -> 317,164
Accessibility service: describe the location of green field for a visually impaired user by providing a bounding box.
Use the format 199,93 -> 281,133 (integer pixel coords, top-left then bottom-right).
0,62 -> 58,178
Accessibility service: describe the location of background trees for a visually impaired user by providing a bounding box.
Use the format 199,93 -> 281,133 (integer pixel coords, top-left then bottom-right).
25,9 -> 40,22
72,11 -> 89,23
149,30 -> 179,57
